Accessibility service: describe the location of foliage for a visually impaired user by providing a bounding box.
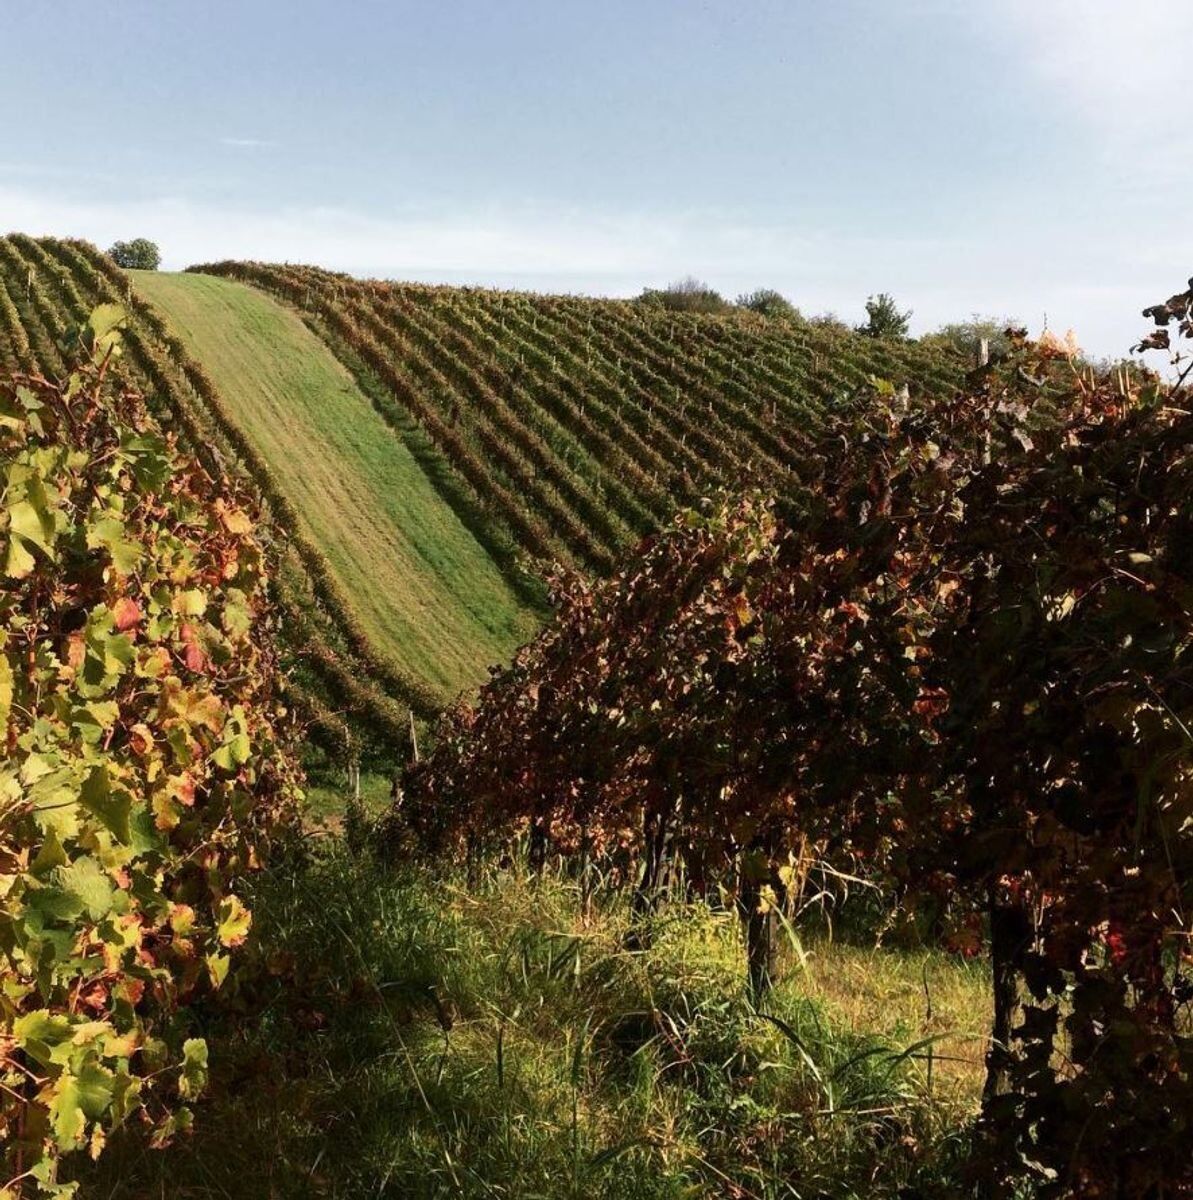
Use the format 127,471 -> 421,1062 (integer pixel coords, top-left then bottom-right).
1137,273 -> 1193,388
735,287 -> 800,319
921,315 -> 1019,362
403,319 -> 1192,1194
0,234 -> 424,766
807,311 -> 852,335
858,292 -> 912,339
0,310 -> 299,1193
637,277 -> 733,314
106,240 -> 161,272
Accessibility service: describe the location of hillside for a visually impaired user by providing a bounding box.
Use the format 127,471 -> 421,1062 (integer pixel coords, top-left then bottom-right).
191,261 -> 964,575
0,234 -> 428,756
0,236 -> 964,752
5,232 -> 1183,1198
129,271 -> 538,699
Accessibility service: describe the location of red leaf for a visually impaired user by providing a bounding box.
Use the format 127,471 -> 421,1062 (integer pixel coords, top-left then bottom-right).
180,622 -> 209,673
113,597 -> 143,631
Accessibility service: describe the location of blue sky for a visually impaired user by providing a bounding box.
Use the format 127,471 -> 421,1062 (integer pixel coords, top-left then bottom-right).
2,0 -> 1190,358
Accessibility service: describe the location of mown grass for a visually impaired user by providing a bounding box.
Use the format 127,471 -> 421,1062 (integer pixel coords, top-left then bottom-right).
304,768 -> 396,825
130,271 -> 540,699
76,830 -> 990,1198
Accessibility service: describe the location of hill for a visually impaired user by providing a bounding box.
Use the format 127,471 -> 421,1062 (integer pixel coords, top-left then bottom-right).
129,271 -> 538,700
0,236 -> 964,754
189,261 -> 964,575
0,234 -> 428,758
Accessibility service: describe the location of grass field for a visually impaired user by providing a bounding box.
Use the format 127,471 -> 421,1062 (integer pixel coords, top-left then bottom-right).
131,271 -> 539,700
74,832 -> 990,1199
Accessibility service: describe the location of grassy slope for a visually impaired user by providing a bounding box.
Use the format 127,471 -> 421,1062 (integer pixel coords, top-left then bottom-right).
131,271 -> 539,700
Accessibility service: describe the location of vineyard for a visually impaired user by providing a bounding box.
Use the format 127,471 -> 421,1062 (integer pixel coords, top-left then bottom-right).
189,261 -> 964,576
2,231 -> 1189,1197
0,235 -> 446,761
405,320 -> 1193,1195
128,270 -> 539,702
0,238 -> 966,758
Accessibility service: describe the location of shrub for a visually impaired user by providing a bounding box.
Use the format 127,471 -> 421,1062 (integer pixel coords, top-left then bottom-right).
0,308 -> 299,1191
807,311 -> 851,336
637,277 -> 732,315
736,288 -> 800,319
107,239 -> 161,271
921,315 -> 1019,362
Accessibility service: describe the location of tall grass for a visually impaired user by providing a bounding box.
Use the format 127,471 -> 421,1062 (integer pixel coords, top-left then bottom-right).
75,841 -> 988,1198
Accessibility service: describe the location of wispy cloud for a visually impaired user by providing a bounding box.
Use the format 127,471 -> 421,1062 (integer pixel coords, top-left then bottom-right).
0,182 -> 1180,361
984,0 -> 1193,173
219,137 -> 276,149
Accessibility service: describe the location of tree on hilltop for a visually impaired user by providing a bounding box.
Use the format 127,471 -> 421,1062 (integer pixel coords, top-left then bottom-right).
638,276 -> 732,314
108,237 -> 162,270
858,292 -> 911,339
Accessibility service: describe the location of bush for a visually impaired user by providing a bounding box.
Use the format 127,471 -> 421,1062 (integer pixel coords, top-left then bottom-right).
857,292 -> 911,339
405,319 -> 1193,1194
0,308 -> 299,1190
736,288 -> 800,319
921,315 -> 1020,362
107,238 -> 161,271
807,311 -> 851,336
637,277 -> 732,315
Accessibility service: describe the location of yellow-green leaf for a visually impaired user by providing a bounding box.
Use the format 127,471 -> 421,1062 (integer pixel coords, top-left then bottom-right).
174,589 -> 208,617
206,952 -> 230,988
56,856 -> 116,921
86,514 -> 141,576
79,765 -> 132,844
179,1038 -> 208,1099
0,644 -> 11,731
216,895 -> 252,947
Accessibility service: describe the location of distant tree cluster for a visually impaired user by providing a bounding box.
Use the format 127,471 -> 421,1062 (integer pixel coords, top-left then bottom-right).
108,237 -> 162,270
735,287 -> 800,319
807,312 -> 851,335
637,277 -> 733,314
637,278 -> 804,320
636,279 -> 922,337
640,283 -> 1050,350
922,315 -> 1021,362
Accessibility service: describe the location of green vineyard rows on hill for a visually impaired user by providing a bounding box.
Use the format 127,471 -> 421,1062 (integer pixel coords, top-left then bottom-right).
189,261 -> 965,574
128,270 -> 540,704
0,237 -> 965,755
0,235 -> 428,759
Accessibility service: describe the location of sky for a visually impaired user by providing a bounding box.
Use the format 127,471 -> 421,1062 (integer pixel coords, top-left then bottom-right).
2,0 -> 1190,360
